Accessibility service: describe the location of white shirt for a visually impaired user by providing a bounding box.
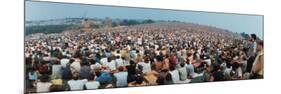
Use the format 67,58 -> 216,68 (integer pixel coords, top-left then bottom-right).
106,60 -> 117,71
67,79 -> 88,91
114,72 -> 128,87
51,65 -> 62,79
36,82 -> 52,93
204,59 -> 211,66
137,62 -> 151,73
115,53 -> 121,57
137,38 -> 142,45
178,66 -> 188,81
115,58 -> 124,68
60,58 -> 70,68
70,61 -> 81,73
90,63 -> 102,70
169,70 -> 180,83
224,66 -> 232,78
100,58 -> 108,66
85,81 -> 100,90
123,60 -> 130,66
236,67 -> 243,77
186,64 -> 195,76
253,42 -> 257,55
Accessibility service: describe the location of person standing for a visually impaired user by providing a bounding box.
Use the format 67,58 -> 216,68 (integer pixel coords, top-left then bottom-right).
251,41 -> 264,79
246,34 -> 257,72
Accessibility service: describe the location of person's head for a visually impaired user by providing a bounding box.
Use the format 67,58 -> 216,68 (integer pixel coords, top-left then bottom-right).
226,62 -> 232,68
118,66 -> 124,72
72,72 -> 80,80
250,34 -> 257,41
129,60 -> 136,66
81,60 -> 89,66
74,51 -> 81,59
95,70 -> 101,77
180,63 -> 185,68
232,61 -> 240,69
88,71 -> 96,81
121,56 -> 127,60
90,59 -> 96,64
63,55 -> 68,59
169,65 -> 176,71
107,57 -> 111,62
213,63 -> 221,72
165,73 -> 173,83
69,59 -> 75,64
105,49 -> 110,53
185,57 -> 190,64
257,41 -> 264,51
40,74 -> 49,82
137,65 -> 143,71
116,56 -> 120,59
165,54 -> 169,58
205,64 -> 211,72
135,74 -> 144,84
54,60 -> 60,65
144,56 -> 149,63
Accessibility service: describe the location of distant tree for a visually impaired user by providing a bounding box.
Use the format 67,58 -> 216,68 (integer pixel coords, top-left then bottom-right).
127,20 -> 139,25
142,19 -> 154,24
25,24 -> 75,35
112,22 -> 118,27
240,32 -> 250,39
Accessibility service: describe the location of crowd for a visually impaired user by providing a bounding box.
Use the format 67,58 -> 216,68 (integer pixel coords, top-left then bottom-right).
25,22 -> 264,93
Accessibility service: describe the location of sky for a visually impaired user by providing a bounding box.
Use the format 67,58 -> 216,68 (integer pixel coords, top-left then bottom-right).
25,1 -> 263,39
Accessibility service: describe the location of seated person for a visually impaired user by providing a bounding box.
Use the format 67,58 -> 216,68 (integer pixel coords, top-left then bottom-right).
36,74 -> 52,93
128,73 -> 147,87
85,72 -> 100,90
114,67 -> 128,87
51,60 -> 62,80
144,70 -> 159,85
90,59 -> 102,71
156,70 -> 173,85
210,63 -> 225,81
137,57 -> 151,74
169,66 -> 180,83
80,61 -> 91,79
67,72 -> 88,91
50,84 -> 64,92
178,63 -> 188,81
115,56 -> 125,68
95,70 -> 113,85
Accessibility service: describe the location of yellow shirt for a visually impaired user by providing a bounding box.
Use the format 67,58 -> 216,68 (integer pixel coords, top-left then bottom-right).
51,79 -> 63,85
144,71 -> 158,85
252,50 -> 264,75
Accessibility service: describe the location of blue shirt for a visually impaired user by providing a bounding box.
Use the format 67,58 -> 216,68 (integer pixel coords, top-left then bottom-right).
28,71 -> 38,81
114,72 -> 128,87
96,72 -> 113,84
